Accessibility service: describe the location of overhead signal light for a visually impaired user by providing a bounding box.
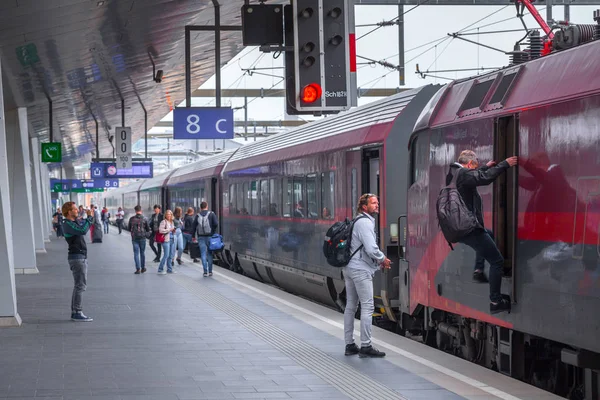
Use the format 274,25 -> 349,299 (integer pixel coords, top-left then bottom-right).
301,83 -> 322,103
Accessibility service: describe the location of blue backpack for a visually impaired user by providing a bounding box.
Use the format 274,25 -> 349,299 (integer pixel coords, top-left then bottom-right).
209,234 -> 224,252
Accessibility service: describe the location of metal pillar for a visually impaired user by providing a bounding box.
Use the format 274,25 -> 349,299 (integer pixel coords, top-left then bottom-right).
244,96 -> 248,141
0,57 -> 21,326
547,0 -> 553,23
398,5 -> 405,85
564,3 -> 570,21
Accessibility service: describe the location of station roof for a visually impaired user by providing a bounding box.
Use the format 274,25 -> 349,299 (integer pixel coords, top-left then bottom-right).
0,0 -> 251,168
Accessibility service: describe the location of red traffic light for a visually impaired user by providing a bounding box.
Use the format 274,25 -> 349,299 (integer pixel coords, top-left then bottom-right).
301,83 -> 322,103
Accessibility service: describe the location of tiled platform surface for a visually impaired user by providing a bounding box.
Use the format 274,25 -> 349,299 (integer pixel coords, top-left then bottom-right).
0,230 -> 563,400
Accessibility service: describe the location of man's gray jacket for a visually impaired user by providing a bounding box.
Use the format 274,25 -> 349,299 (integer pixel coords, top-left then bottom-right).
346,212 -> 385,275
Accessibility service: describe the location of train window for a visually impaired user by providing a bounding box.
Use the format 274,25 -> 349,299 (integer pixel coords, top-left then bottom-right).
260,180 -> 269,215
236,183 -> 245,215
293,177 -> 305,218
410,134 -> 429,185
489,72 -> 517,104
306,174 -> 318,219
351,168 -> 358,215
269,178 -> 279,216
283,178 -> 292,217
242,182 -> 250,215
459,79 -> 494,111
228,184 -> 235,214
321,172 -> 334,219
250,181 -> 259,216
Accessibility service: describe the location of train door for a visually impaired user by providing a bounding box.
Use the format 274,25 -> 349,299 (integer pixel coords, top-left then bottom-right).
493,115 -> 519,299
362,147 -> 381,233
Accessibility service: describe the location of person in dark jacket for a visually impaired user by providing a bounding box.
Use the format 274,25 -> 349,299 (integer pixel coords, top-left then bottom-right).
446,150 -> 518,315
192,201 -> 218,277
129,205 -> 151,274
182,207 -> 197,262
61,201 -> 94,322
149,205 -> 163,262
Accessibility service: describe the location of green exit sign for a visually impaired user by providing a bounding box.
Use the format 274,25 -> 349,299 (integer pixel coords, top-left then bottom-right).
16,43 -> 39,67
52,183 -> 63,192
41,142 -> 62,163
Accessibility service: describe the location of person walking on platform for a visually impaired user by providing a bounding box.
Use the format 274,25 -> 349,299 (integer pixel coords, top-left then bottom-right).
172,207 -> 184,266
182,207 -> 198,263
343,194 -> 390,358
101,207 -> 110,234
90,204 -> 103,243
61,201 -> 94,322
149,205 -> 163,262
115,207 -> 125,234
129,205 -> 151,274
193,201 -> 218,277
446,150 -> 518,314
157,209 -> 176,275
52,208 -> 64,237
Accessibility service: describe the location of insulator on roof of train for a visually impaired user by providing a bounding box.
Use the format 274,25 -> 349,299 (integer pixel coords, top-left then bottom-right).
553,24 -> 596,51
528,30 -> 543,60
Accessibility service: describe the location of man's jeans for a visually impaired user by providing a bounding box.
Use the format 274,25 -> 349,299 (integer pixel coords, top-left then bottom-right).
117,219 -> 123,234
459,228 -> 504,303
343,267 -> 374,347
198,236 -> 213,273
132,239 -> 146,271
68,258 -> 88,313
103,220 -> 109,233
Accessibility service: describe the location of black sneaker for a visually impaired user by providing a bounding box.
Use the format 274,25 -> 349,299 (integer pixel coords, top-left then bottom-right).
473,270 -> 488,283
490,296 -> 511,314
153,257 -> 160,263
359,345 -> 386,358
134,270 -> 140,274
176,258 -> 182,265
141,268 -> 147,273
345,343 -> 360,356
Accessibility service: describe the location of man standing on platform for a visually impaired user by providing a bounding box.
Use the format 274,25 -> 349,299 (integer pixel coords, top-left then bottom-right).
61,201 -> 94,322
129,205 -> 151,274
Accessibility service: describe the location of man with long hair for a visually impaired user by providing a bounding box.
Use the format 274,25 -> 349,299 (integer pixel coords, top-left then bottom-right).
343,194 -> 391,358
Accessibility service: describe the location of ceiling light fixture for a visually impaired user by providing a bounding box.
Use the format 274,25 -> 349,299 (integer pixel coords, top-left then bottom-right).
97,1 -> 105,7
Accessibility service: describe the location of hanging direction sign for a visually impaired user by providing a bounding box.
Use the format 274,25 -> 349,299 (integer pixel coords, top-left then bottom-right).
115,127 -> 132,169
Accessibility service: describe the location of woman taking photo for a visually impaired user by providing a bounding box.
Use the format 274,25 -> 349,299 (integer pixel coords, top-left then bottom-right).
157,210 -> 176,275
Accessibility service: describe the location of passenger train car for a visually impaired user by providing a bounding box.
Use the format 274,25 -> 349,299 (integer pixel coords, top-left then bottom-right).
104,36 -> 600,400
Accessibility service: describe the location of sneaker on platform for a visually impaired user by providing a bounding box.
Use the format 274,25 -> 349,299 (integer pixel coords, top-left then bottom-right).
71,312 -> 93,322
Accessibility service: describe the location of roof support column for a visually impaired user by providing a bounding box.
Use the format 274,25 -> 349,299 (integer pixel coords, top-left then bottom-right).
5,107 -> 39,274
29,137 -> 47,253
38,162 -> 51,242
42,163 -> 52,241
0,57 -> 22,326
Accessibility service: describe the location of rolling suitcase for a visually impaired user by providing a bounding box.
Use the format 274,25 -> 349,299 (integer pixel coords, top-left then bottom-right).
189,241 -> 201,260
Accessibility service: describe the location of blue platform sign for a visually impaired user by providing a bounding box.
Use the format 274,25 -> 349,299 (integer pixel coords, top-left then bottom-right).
70,180 -> 82,189
104,162 -> 153,179
173,107 -> 234,140
90,163 -> 104,178
94,178 -> 119,188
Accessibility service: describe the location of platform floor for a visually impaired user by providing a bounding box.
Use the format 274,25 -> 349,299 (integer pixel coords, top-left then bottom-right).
0,229 -> 565,400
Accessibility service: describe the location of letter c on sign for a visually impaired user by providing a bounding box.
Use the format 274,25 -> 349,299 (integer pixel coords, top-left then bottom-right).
216,119 -> 227,134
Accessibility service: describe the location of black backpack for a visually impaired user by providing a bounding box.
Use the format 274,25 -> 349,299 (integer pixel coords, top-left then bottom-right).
323,215 -> 367,267
436,168 -> 480,249
130,216 -> 148,240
